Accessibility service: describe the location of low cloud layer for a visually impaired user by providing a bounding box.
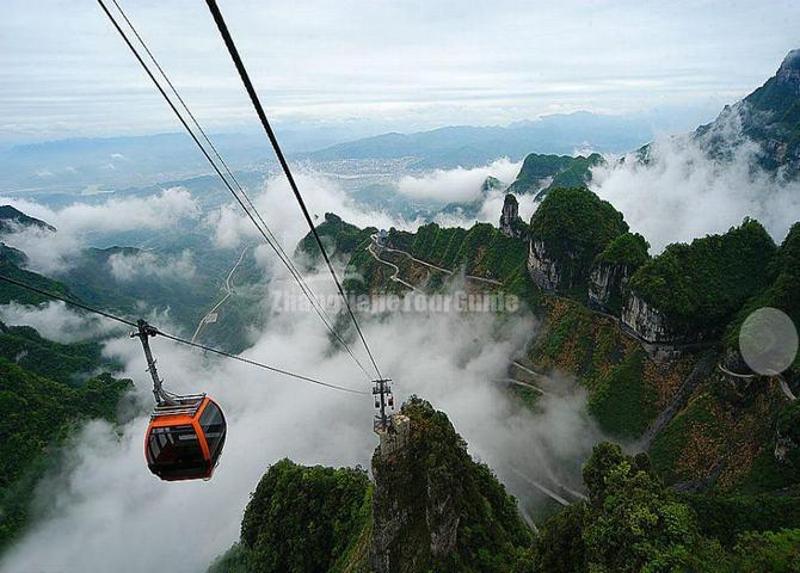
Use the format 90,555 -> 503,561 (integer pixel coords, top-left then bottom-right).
0,301 -> 124,343
108,249 -> 197,282
396,158 -> 522,203
0,279 -> 601,573
206,170 -> 412,255
0,188 -> 200,273
590,133 -> 800,252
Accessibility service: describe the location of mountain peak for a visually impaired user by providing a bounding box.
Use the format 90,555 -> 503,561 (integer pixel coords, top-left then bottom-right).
776,49 -> 800,87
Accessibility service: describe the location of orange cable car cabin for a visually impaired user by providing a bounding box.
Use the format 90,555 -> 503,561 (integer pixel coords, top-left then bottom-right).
144,394 -> 227,481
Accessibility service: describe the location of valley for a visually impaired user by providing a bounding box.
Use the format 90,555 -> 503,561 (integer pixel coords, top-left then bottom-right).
0,38 -> 799,573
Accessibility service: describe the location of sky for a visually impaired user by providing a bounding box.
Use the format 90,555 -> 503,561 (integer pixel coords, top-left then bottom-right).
2,0 -> 799,144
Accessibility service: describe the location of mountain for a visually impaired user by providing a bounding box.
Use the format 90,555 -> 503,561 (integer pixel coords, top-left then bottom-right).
307,112 -> 654,168
505,153 -> 605,198
691,49 -> 800,177
0,350 -> 131,549
0,206 -> 55,234
211,406 -> 800,572
209,398 -> 534,573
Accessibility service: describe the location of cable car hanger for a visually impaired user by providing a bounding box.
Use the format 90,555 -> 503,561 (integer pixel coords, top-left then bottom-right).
132,319 -> 228,481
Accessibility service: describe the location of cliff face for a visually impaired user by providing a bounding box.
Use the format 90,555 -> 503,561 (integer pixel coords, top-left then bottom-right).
528,239 -> 563,291
527,187 -> 628,293
499,193 -> 525,239
694,49 -> 800,177
588,261 -> 631,313
370,398 -> 532,573
620,293 -> 675,343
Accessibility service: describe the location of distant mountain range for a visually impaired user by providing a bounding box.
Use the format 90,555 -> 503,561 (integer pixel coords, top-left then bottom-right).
306,112 -> 657,168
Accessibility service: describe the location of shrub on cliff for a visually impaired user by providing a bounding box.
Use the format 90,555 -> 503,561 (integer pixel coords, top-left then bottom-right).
371,397 -> 533,572
529,187 -> 628,291
296,212 -> 376,267
595,232 -> 650,268
724,221 -> 800,372
628,218 -> 777,333
212,459 -> 372,573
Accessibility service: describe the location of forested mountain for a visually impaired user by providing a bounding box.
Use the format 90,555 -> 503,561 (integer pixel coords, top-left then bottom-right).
0,343 -> 131,549
695,49 -> 800,177
279,165 -> 800,570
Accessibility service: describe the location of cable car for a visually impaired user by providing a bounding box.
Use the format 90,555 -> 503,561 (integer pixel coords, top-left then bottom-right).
144,394 -> 227,481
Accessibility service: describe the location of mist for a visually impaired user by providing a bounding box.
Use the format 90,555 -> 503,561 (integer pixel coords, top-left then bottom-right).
0,272 -> 601,573
206,169 -> 411,253
0,188 -> 200,274
395,158 -> 522,204
108,249 -> 197,282
0,301 -> 124,343
590,130 -> 800,252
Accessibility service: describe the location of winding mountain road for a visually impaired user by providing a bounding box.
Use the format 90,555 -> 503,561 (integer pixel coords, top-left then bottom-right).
366,242 -> 423,292
718,363 -> 796,401
191,247 -> 247,343
369,234 -> 504,287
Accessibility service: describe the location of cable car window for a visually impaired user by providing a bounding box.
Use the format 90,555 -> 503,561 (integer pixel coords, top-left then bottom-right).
148,425 -> 204,467
200,401 -> 226,456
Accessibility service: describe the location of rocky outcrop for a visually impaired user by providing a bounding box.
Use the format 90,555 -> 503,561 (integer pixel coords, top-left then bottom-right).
499,193 -> 525,238
527,187 -> 629,293
528,239 -> 562,291
369,398 -> 531,573
621,294 -> 674,343
588,261 -> 632,313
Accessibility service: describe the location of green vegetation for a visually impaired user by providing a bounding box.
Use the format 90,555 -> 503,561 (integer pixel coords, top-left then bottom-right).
685,492 -> 800,547
505,153 -> 604,197
210,459 -> 372,573
373,397 -> 533,572
725,222 -> 800,372
0,244 -> 72,305
0,321 -> 119,386
0,358 -> 131,548
540,153 -> 605,199
529,187 -> 628,293
343,219 -> 538,306
296,213 -> 376,266
0,205 -> 55,233
735,49 -> 800,174
535,443 -> 800,572
535,443 -> 707,572
589,349 -> 658,438
596,232 -> 650,267
629,218 -> 777,333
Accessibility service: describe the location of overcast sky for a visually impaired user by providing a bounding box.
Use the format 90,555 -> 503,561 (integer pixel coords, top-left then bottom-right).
1,0 -> 798,144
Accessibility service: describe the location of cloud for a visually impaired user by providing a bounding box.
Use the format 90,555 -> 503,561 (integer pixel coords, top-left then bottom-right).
0,187 -> 200,273
108,250 -> 197,282
205,169 -> 412,255
590,132 -> 800,252
395,158 -> 521,203
0,300 -> 124,343
0,280 -> 601,573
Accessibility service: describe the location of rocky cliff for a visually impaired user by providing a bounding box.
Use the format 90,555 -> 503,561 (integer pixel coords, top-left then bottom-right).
587,232 -> 649,314
210,398 -> 533,573
694,49 -> 800,177
527,187 -> 628,293
499,193 -> 526,238
370,398 -> 532,572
